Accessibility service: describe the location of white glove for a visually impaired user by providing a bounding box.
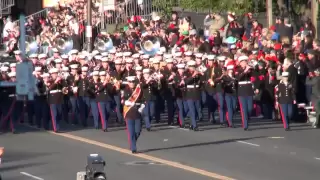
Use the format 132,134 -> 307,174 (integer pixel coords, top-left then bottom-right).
125,100 -> 134,106
72,87 -> 78,93
138,104 -> 145,113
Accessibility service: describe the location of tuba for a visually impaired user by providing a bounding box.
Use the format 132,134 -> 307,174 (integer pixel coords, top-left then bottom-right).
140,35 -> 161,56
53,35 -> 73,54
94,36 -> 113,52
18,35 -> 38,55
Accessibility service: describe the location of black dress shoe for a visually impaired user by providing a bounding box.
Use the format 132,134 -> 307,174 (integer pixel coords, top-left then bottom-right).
244,128 -> 248,131
132,150 -> 137,154
146,128 -> 151,131
103,129 -> 108,132
229,125 -> 235,128
193,126 -> 199,131
179,124 -> 185,128
285,128 -> 290,131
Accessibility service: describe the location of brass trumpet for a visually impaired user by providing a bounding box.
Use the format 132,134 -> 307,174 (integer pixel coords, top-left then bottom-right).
62,87 -> 69,94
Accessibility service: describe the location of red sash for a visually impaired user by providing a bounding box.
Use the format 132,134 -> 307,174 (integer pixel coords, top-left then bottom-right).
123,84 -> 141,119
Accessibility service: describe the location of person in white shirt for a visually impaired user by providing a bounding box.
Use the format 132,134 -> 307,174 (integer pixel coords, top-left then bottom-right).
2,16 -> 14,39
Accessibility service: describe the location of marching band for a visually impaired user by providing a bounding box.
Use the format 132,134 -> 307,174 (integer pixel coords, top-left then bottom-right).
0,36 -> 319,153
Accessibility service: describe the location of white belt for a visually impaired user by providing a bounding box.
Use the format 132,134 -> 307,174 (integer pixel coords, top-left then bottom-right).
8,94 -> 15,97
168,82 -> 174,85
187,85 -> 199,88
238,81 -> 251,85
50,90 -> 62,93
122,81 -> 128,84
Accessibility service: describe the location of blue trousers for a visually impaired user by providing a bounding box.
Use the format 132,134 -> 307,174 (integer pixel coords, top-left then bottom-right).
90,100 -> 99,129
238,96 -> 253,129
11,101 -> 23,131
186,99 -> 198,128
49,104 -> 62,132
70,96 -> 79,124
125,118 -> 142,151
114,95 -> 124,123
262,103 -> 274,119
279,104 -> 293,129
78,96 -> 90,126
215,92 -> 225,123
34,98 -> 50,129
176,98 -> 186,125
225,94 -> 237,126
62,96 -> 70,123
143,100 -> 156,129
27,101 -> 35,124
165,95 -> 175,123
206,92 -> 217,122
97,101 -> 111,130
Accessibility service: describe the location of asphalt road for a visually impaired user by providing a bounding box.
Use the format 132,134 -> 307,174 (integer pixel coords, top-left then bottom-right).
1,115 -> 320,180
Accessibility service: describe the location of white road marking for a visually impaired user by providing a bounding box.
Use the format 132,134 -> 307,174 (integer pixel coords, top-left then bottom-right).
237,141 -> 260,147
268,137 -> 285,139
168,126 -> 190,131
163,139 -> 168,142
20,172 -> 44,180
314,157 -> 320,160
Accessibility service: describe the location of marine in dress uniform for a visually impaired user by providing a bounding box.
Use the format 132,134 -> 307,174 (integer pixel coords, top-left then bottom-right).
236,55 -> 254,130
174,64 -> 187,128
204,55 -> 217,123
77,65 -> 91,127
141,68 -> 158,131
184,60 -> 201,131
305,68 -> 320,128
47,68 -> 68,132
87,71 -> 100,129
34,67 -> 50,129
276,72 -> 296,130
67,64 -> 80,125
161,58 -> 177,125
96,71 -> 114,131
110,59 -> 125,124
222,65 -> 237,127
213,56 -> 227,126
123,76 -> 142,154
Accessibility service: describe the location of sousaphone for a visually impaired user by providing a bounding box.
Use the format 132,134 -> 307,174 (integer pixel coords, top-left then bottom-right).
18,35 -> 38,55
53,35 -> 73,54
140,35 -> 160,56
94,36 -> 113,52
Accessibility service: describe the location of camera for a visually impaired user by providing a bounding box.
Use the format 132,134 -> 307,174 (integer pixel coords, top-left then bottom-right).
77,154 -> 107,180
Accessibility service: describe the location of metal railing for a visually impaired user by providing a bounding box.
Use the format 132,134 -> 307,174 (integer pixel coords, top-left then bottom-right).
0,0 -> 15,10
13,8 -> 49,27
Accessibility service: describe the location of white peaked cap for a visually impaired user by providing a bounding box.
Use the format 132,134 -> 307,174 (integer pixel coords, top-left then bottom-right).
238,55 -> 249,62
132,53 -> 140,58
109,49 -> 116,54
207,55 -> 216,60
10,63 -> 16,67
282,72 -> 289,77
41,73 -> 50,78
78,55 -> 86,59
164,54 -> 173,59
115,59 -> 122,64
142,54 -> 150,59
49,68 -> 59,74
29,54 -> 38,58
54,59 -> 62,63
94,55 -> 102,60
115,52 -> 123,57
61,54 -> 69,59
217,56 -> 226,61
126,58 -> 133,63
101,57 -> 108,62
174,52 -> 182,57
62,67 -> 69,71
227,65 -> 234,70
166,58 -> 174,63
92,71 -> 99,76
70,64 -> 79,69
230,44 -> 236,49
70,49 -> 79,54
38,54 -> 47,59
1,66 -> 9,72
8,72 -> 16,77
91,50 -> 100,55
123,52 -> 132,57
14,50 -> 21,55
184,51 -> 193,56
99,71 -> 106,76
187,60 -> 196,66
143,69 -> 151,74
82,66 -> 89,71
126,76 -> 136,81
156,51 -> 164,55
101,52 -> 109,57
152,59 -> 160,64
52,48 -> 59,52
135,66 -> 143,71
35,66 -> 42,71
177,64 -> 186,69
195,53 -> 203,58
139,50 -> 145,54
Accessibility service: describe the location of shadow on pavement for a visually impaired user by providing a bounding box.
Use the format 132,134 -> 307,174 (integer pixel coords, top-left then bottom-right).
0,162 -> 46,172
141,136 -> 266,153
3,151 -> 56,163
